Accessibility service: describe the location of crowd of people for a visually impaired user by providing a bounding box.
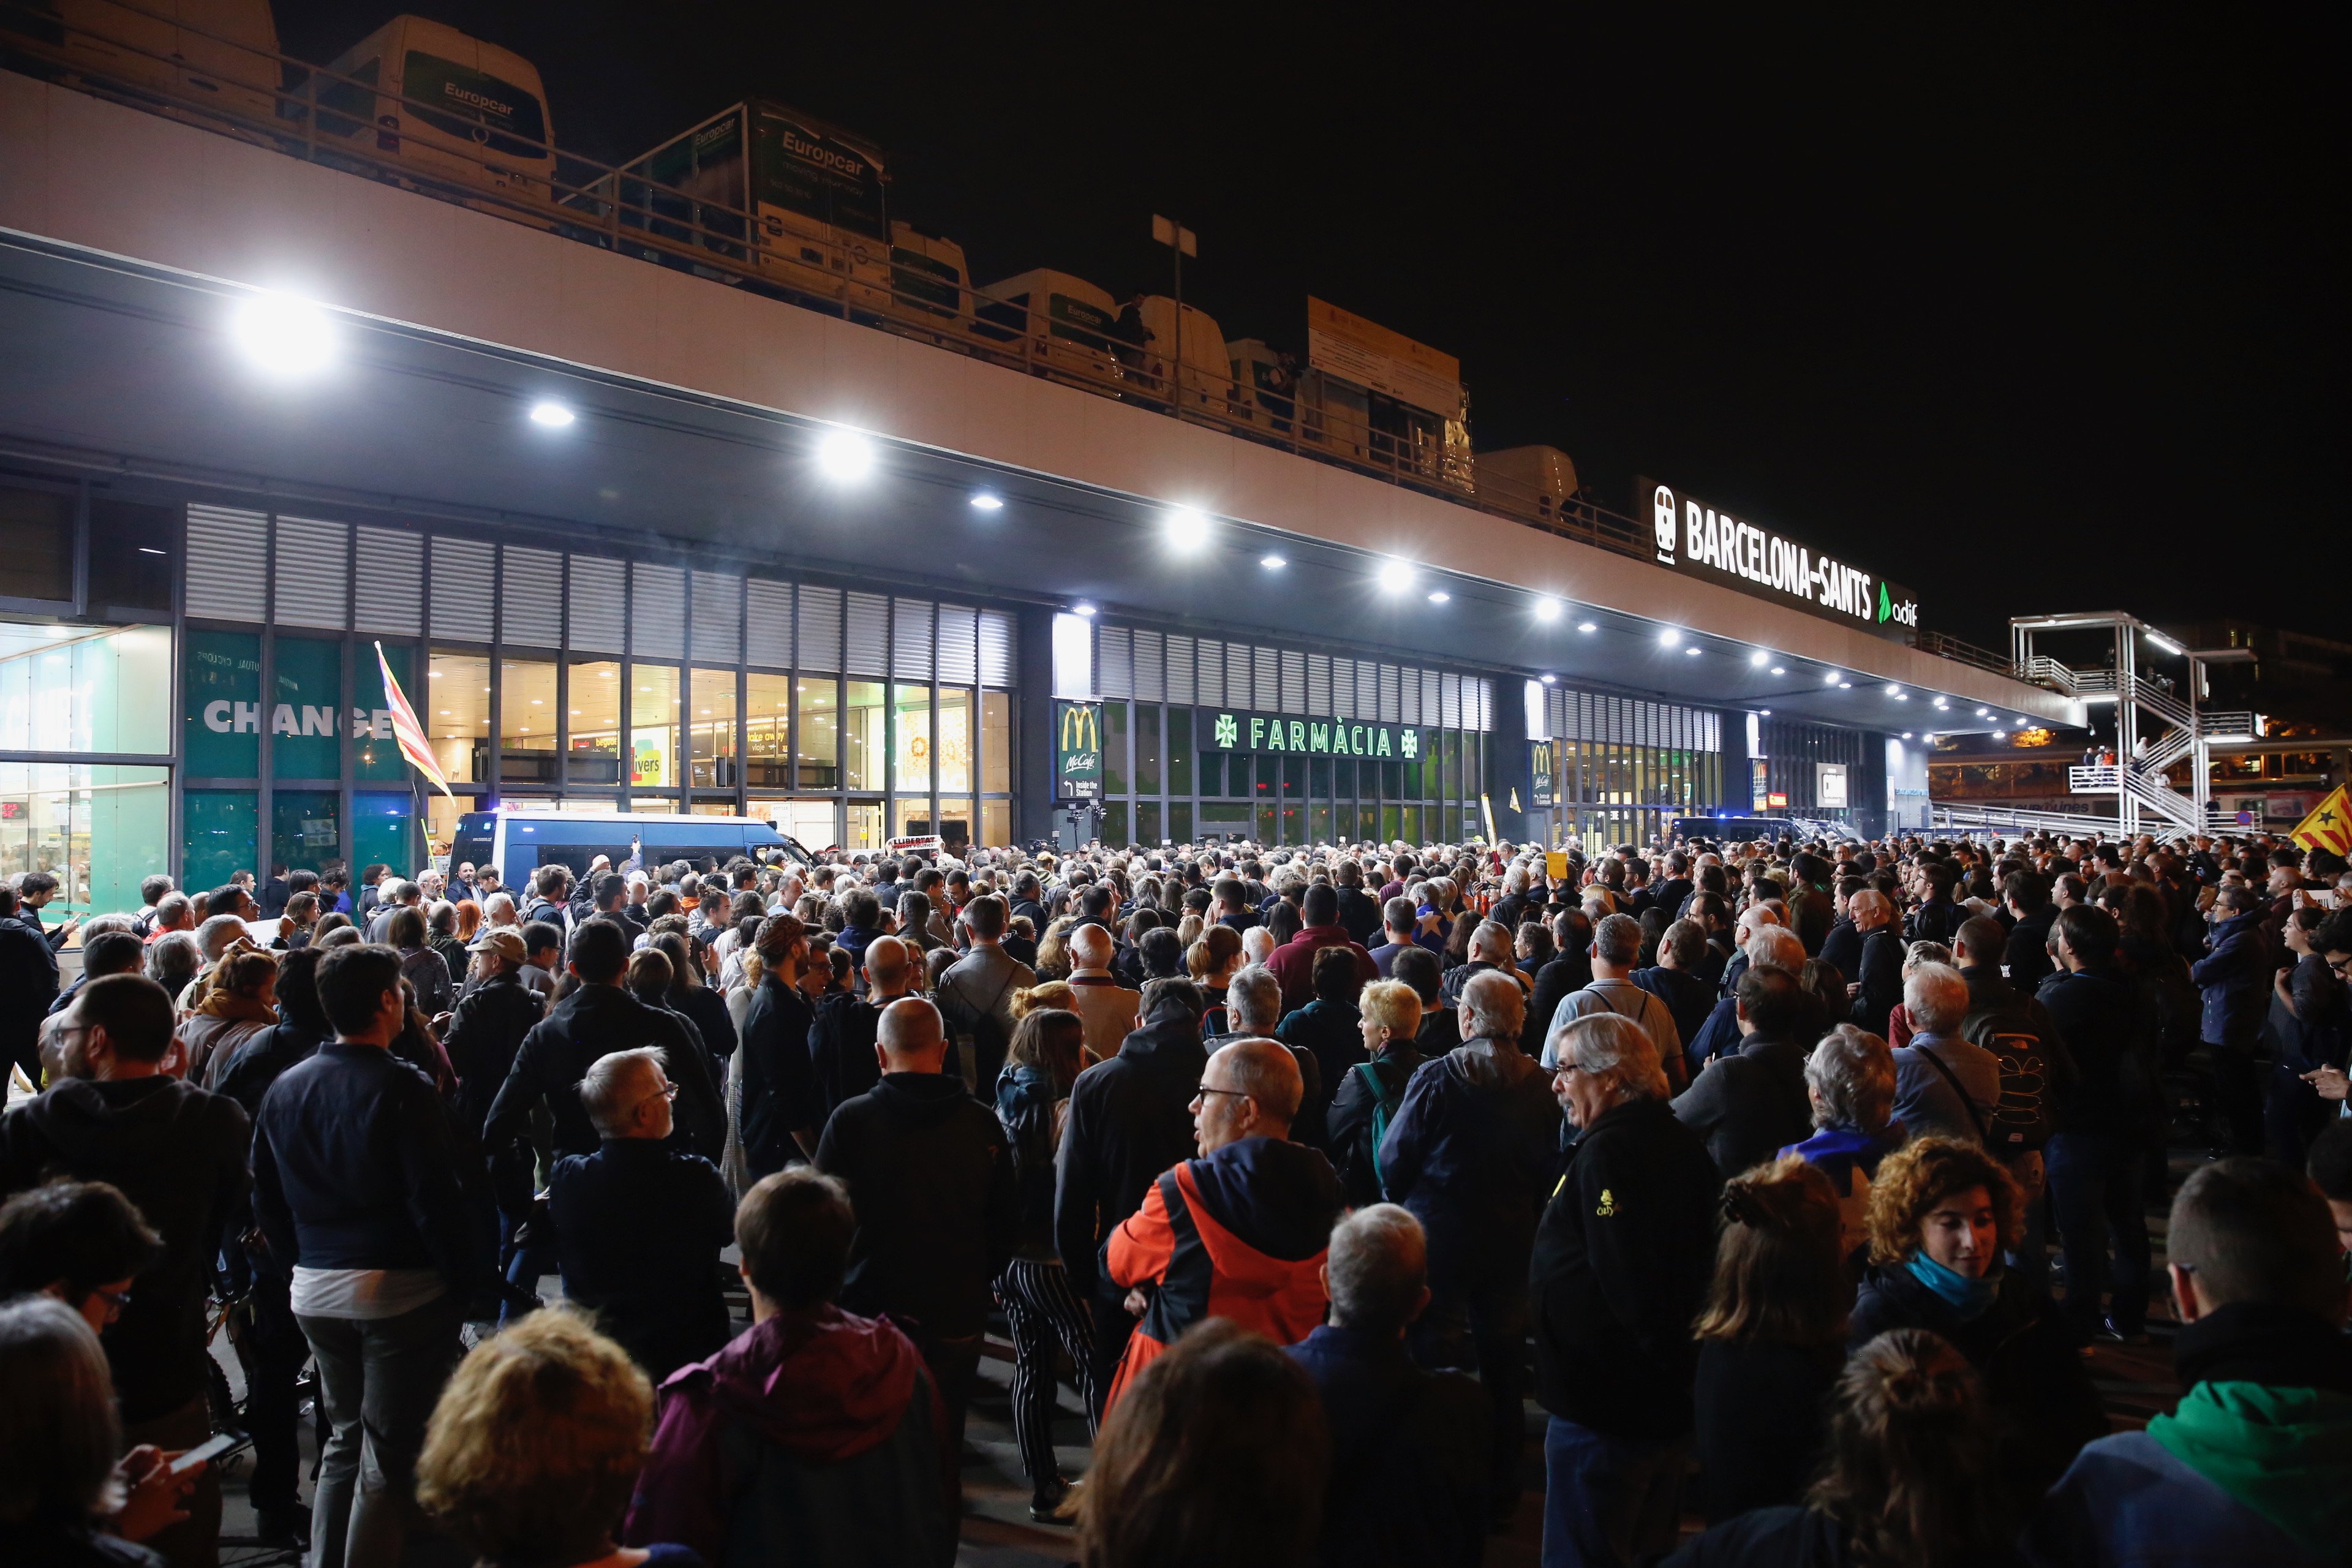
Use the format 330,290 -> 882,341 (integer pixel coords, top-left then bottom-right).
2,823 -> 2350,1568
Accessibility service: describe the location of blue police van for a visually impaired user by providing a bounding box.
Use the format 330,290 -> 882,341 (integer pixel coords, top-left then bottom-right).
450,809 -> 811,890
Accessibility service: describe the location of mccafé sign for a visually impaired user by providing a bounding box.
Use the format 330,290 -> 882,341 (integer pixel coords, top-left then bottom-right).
1054,701 -> 1102,801
1642,479 -> 1920,641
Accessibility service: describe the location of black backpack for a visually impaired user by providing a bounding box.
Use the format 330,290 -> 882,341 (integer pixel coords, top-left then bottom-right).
1958,1019 -> 2055,1153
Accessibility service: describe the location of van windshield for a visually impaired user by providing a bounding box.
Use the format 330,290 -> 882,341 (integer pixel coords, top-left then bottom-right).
402,51 -> 548,159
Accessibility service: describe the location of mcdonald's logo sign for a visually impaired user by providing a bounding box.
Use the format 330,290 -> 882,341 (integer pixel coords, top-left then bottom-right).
1055,701 -> 1103,801
1529,739 -> 1556,809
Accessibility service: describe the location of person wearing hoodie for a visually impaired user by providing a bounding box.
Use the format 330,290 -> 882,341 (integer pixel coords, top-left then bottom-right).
2195,883 -> 2273,1155
1055,976 -> 1211,1415
2024,1157 -> 2352,1567
623,1167 -> 955,1567
172,948 -> 277,1091
1847,1136 -> 2105,1520
1102,1036 -> 1344,1412
1379,969 -> 1562,1528
815,996 -> 1016,1494
0,972 -> 250,1568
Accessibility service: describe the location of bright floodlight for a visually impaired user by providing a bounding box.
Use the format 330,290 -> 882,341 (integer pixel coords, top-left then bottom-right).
1885,683 -> 1902,696
1540,673 -> 1558,684
528,401 -> 575,428
1533,597 -> 1563,624
1165,507 -> 1210,551
1260,554 -> 1287,570
1072,601 -> 1097,617
231,292 -> 334,377
1977,707 -> 1991,717
1824,670 -> 1843,685
969,492 -> 1003,511
1902,731 -> 1914,740
1659,628 -> 1682,648
1577,621 -> 1597,633
815,429 -> 875,481
1375,559 -> 1415,594
1749,649 -> 1770,667
1427,590 -> 1450,604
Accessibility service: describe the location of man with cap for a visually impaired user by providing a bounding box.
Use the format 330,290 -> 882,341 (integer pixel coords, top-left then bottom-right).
437,925 -> 547,1299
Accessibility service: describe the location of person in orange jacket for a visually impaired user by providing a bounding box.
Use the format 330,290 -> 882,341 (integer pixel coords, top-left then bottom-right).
1101,1037 -> 1345,1412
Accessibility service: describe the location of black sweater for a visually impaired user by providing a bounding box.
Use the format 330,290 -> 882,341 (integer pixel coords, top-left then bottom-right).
1694,1337 -> 1842,1523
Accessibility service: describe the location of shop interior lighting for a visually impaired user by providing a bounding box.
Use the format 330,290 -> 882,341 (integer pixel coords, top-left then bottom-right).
1375,559 -> 1415,594
1164,507 -> 1211,551
1260,554 -> 1286,570
230,292 -> 334,377
968,492 -> 1003,511
814,429 -> 875,481
1533,597 -> 1563,624
527,401 -> 575,428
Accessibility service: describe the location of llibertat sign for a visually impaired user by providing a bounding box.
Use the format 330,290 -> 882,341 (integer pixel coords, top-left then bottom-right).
1642,478 -> 1920,641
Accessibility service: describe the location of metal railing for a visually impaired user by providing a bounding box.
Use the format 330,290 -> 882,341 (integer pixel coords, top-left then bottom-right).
0,1 -> 2016,684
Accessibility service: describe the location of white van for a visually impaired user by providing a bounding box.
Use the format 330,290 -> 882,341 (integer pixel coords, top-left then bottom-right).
1136,296 -> 1240,417
314,15 -> 555,208
976,270 -> 1126,393
36,0 -> 283,135
889,221 -> 973,329
1476,445 -> 1583,524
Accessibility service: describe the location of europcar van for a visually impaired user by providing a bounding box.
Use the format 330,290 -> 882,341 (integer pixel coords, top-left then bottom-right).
314,15 -> 555,208
975,270 -> 1126,393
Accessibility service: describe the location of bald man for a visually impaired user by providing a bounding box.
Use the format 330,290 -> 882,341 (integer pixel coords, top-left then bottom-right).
815,995 -> 1015,1496
1847,890 -> 1906,1036
1065,921 -> 1140,1058
1101,1037 -> 1344,1412
806,933 -> 920,1125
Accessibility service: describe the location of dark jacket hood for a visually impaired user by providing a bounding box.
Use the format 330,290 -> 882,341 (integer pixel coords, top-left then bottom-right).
2176,1302 -> 2352,1397
869,1071 -> 975,1128
692,1306 -> 925,1463
1186,1135 -> 1345,1262
21,1076 -> 206,1161
1122,1001 -> 1204,1058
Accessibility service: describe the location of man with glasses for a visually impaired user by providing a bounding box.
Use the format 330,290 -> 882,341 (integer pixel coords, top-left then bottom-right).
548,1046 -> 734,1382
1100,1036 -> 1344,1413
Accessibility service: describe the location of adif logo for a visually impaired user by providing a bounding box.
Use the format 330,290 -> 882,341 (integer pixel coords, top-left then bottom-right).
1652,485 -> 1676,564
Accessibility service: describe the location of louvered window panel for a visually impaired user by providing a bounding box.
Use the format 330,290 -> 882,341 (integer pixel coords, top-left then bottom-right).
1420,670 -> 1440,725
936,605 -> 977,687
1439,674 -> 1460,729
1194,641 -> 1223,707
692,571 -> 742,663
499,546 -> 563,649
1253,646 -> 1279,711
1133,630 -> 1163,702
844,593 -> 888,675
354,527 -> 423,635
629,564 -> 685,659
978,610 -> 1014,687
1355,661 -> 1379,718
1400,668 -> 1420,725
1306,654 -> 1329,714
892,597 -> 933,679
1096,627 -> 1133,699
1331,659 -> 1354,720
1231,644 -> 1256,710
186,505 -> 267,622
1165,635 -> 1194,704
1280,650 -> 1305,714
747,580 -> 793,668
799,587 -> 843,673
272,516 -> 348,630
1475,679 -> 1492,733
567,556 -> 625,654
1379,665 -> 1400,723
429,537 -> 494,639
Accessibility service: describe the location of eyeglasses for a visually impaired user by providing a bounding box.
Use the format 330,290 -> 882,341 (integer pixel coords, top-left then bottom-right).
632,1082 -> 679,1111
1193,1084 -> 1251,1102
91,1284 -> 132,1317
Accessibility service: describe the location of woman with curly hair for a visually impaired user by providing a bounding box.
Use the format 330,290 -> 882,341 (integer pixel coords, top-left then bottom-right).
1850,1136 -> 2105,1512
417,1309 -> 698,1568
1662,1329 -> 2017,1567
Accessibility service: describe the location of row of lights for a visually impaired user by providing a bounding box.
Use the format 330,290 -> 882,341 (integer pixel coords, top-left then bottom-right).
229,294 -> 2040,740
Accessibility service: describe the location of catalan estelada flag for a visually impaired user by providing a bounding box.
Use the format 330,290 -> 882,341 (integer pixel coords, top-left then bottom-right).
2290,785 -> 2352,856
374,641 -> 453,798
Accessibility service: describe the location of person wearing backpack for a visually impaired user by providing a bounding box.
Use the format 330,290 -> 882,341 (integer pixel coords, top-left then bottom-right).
1953,916 -> 2077,1292
1325,980 -> 1423,1207
2038,902 -> 2163,1343
936,894 -> 1032,1094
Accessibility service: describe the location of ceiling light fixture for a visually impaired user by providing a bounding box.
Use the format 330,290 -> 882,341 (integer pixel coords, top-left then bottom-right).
1749,649 -> 1770,667
1770,665 -> 1786,676
968,492 -> 1003,512
1427,590 -> 1450,604
1375,559 -> 1415,594
528,401 -> 575,428
1533,597 -> 1562,624
1260,554 -> 1286,570
1072,602 -> 1096,617
1540,673 -> 1557,684
1684,646 -> 1700,657
230,291 -> 334,377
814,428 -> 875,481
1164,507 -> 1210,551
1578,621 -> 1597,633
1659,628 -> 1683,647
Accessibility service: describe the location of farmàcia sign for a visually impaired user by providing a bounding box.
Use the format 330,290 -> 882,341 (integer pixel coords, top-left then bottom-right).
1207,709 -> 1422,760
1641,479 -> 1921,642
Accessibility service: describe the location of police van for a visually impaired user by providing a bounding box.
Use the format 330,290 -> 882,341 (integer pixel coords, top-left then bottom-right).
450,808 -> 810,891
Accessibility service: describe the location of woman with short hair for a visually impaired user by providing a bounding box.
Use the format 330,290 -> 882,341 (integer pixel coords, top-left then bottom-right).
1325,978 -> 1424,1208
1782,1025 -> 1903,1258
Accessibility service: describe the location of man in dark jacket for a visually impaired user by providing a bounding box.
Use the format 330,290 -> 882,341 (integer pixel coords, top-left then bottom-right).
1531,1010 -> 1721,1567
1266,884 -> 1378,1011
2038,904 -> 2162,1340
0,880 -> 61,1088
1784,853 -> 1835,957
816,997 -> 1015,1483
1671,966 -> 1812,1178
1055,977 -> 1208,1416
1632,918 -> 1719,1052
2002,870 -> 2059,990
2193,884 -> 2271,1154
1847,891 -> 1906,1036
0,973 -> 251,1567
1905,860 -> 1967,947
549,1046 -> 735,1381
1953,915 -> 2075,1292
251,945 -> 479,1568
807,934 -> 919,1123
1523,909 -> 1593,1058
1379,971 -> 1561,1526
1334,859 -> 1384,947
736,913 -> 821,1180
1287,1204 -> 1487,1568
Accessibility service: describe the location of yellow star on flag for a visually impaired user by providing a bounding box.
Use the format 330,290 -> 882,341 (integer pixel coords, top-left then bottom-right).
2290,785 -> 2352,856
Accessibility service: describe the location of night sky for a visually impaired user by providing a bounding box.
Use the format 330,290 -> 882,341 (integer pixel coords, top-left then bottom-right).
278,4 -> 2347,649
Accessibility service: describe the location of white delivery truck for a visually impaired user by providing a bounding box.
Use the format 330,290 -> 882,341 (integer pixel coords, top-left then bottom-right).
976,270 -> 1127,394
313,15 -> 556,211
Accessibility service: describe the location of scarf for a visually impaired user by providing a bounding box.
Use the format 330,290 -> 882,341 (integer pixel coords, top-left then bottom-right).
1905,1251 -> 1997,1321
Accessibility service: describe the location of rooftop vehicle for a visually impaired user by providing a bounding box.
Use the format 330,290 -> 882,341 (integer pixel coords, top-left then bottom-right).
17,0 -> 283,135
314,14 -> 556,210
976,269 -> 1128,393
1476,445 -> 1582,524
450,807 -> 809,891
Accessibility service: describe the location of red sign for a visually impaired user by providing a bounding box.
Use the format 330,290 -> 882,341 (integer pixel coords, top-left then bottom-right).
1766,792 -> 1789,808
